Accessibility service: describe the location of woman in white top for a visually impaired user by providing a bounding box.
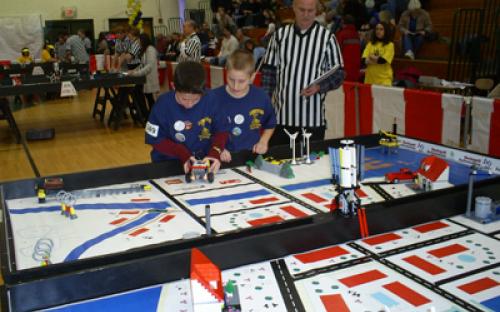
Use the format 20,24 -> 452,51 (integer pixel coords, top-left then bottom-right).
129,33 -> 160,112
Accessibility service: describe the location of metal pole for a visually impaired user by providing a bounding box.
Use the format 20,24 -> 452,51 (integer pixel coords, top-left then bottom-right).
463,96 -> 472,147
465,169 -> 475,217
205,204 -> 211,236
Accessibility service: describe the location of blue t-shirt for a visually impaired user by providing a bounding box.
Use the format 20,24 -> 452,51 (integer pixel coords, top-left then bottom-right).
145,91 -> 228,162
211,85 -> 276,152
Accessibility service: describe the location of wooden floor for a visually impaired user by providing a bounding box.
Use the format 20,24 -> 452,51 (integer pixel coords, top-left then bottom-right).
0,89 -> 154,183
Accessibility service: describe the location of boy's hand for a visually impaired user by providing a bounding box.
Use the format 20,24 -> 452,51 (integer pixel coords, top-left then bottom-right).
253,141 -> 268,155
183,156 -> 196,174
220,149 -> 232,163
203,157 -> 221,174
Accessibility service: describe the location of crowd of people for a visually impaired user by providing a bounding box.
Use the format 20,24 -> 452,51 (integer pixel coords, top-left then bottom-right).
6,0 -> 438,176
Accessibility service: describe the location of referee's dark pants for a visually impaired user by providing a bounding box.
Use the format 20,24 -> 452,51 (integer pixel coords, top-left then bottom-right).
269,125 -> 326,147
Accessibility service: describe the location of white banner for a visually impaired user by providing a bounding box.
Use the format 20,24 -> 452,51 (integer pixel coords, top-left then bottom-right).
0,15 -> 43,61
398,136 -> 500,175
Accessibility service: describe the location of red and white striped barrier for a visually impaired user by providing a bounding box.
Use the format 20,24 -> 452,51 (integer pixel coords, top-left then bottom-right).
469,97 -> 500,157
325,83 -> 464,149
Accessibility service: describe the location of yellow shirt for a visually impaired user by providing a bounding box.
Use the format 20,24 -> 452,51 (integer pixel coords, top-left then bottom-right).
41,49 -> 53,62
17,55 -> 33,64
362,41 -> 394,86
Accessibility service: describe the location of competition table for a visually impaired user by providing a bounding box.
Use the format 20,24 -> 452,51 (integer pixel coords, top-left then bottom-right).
1,135 -> 499,311
0,73 -> 146,135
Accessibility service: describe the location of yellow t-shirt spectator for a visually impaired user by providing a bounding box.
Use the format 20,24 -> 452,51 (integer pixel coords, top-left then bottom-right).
41,49 -> 53,62
362,41 -> 394,86
17,55 -> 33,64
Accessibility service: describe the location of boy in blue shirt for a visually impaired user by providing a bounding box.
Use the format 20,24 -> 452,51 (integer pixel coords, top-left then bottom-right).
145,61 -> 229,174
211,49 -> 276,163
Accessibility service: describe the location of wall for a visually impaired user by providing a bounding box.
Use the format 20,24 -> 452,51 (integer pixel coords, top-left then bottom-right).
0,0 -> 179,38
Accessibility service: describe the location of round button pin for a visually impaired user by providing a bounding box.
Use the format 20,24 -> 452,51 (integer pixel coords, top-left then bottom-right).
232,127 -> 242,136
234,114 -> 245,125
175,132 -> 186,142
174,120 -> 185,131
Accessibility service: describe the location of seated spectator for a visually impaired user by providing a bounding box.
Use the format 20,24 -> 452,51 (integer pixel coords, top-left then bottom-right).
16,47 -> 33,64
235,29 -> 250,49
336,15 -> 361,81
166,33 -> 181,61
214,6 -> 237,36
41,43 -> 57,63
197,23 -> 211,55
211,27 -> 239,66
243,39 -> 266,67
207,30 -> 218,56
338,0 -> 369,29
398,0 -> 432,60
362,21 -> 394,86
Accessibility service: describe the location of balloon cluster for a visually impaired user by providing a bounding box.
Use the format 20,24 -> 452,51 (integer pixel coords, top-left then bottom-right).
127,0 -> 143,30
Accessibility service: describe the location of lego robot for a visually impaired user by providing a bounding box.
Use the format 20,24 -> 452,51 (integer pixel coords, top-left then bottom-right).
186,159 -> 215,183
329,140 -> 365,216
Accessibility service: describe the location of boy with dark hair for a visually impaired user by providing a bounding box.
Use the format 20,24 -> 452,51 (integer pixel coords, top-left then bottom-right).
146,61 -> 229,174
211,49 -> 276,163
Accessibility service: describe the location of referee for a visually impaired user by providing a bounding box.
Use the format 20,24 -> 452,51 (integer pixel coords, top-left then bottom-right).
262,0 -> 344,145
178,20 -> 202,63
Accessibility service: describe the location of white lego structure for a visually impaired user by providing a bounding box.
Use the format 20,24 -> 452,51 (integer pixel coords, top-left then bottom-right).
190,248 -> 224,312
284,129 -> 299,165
302,128 -> 313,164
416,155 -> 450,191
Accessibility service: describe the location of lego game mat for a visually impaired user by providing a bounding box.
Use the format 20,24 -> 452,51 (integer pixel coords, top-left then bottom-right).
5,143 -> 499,271
43,216 -> 500,312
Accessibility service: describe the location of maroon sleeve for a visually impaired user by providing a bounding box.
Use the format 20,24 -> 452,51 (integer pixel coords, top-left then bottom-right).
153,139 -> 192,164
207,132 -> 229,160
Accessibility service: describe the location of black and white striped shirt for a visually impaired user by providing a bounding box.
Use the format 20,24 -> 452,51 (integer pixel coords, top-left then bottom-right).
178,33 -> 201,63
127,38 -> 142,67
264,22 -> 343,127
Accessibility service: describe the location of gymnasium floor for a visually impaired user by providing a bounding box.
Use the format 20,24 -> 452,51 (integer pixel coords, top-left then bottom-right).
0,89 -> 155,183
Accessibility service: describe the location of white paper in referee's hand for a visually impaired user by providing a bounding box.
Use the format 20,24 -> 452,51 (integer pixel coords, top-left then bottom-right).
305,65 -> 340,89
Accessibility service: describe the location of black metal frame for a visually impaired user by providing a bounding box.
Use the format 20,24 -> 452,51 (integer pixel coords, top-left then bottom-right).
1,134 -> 499,311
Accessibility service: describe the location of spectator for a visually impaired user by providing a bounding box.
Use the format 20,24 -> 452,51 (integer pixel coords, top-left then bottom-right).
398,0 -> 432,60
235,28 -> 250,49
197,23 -> 210,55
112,25 -> 131,71
96,32 -> 110,55
129,33 -> 160,113
41,43 -> 56,63
244,39 -> 266,67
55,32 -> 69,62
212,27 -> 239,66
82,30 -> 92,54
362,21 -> 394,86
338,0 -> 369,30
178,20 -> 202,63
155,34 -> 168,59
336,15 -> 361,81
166,33 -> 181,61
16,47 -> 33,64
65,29 -> 89,64
214,6 -> 237,36
207,30 -> 218,56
